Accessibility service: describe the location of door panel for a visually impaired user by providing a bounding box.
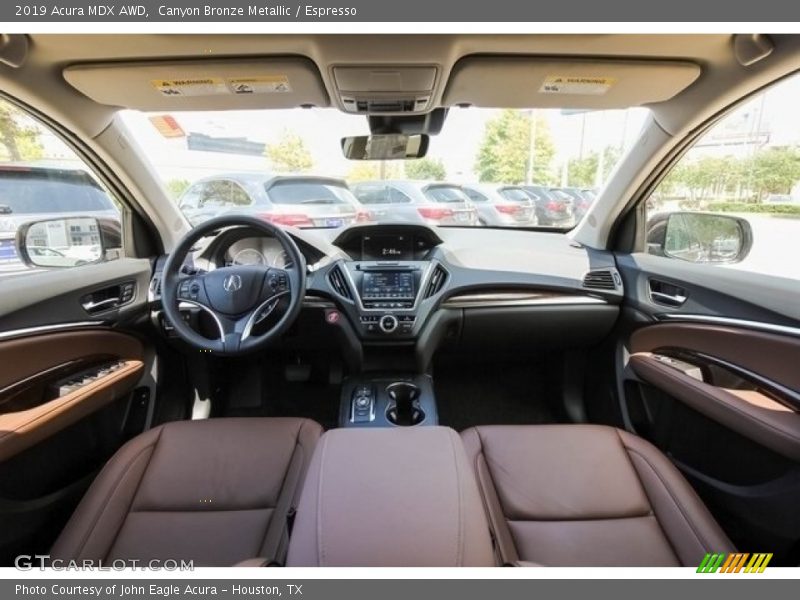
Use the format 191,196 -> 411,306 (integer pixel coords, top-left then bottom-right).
616,253 -> 800,325
0,258 -> 152,331
0,259 -> 156,563
0,330 -> 144,461
615,254 -> 800,563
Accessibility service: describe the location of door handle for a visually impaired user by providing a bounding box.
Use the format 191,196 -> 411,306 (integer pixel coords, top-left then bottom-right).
649,290 -> 687,307
81,297 -> 120,313
648,279 -> 688,307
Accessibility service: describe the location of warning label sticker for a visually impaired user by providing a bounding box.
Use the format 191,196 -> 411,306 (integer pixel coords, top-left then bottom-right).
226,76 -> 293,94
151,78 -> 228,97
539,76 -> 616,95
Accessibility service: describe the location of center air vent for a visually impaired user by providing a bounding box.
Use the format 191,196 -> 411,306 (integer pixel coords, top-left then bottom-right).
582,269 -> 621,291
328,266 -> 353,300
424,264 -> 448,299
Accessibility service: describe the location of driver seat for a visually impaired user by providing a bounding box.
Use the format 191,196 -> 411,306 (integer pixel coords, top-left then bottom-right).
50,417 -> 322,566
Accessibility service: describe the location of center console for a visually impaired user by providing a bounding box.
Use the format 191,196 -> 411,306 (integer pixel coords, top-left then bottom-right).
327,225 -> 447,342
285,426 -> 495,567
343,260 -> 435,339
339,374 -> 438,428
327,226 -> 448,429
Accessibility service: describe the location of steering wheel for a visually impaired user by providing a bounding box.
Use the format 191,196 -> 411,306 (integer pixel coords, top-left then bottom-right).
161,215 -> 306,356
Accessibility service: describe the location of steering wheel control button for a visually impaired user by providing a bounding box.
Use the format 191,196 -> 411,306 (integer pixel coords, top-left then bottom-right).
379,314 -> 399,334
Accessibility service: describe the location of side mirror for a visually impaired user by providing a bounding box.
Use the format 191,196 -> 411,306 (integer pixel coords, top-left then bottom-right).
15,216 -> 108,269
647,212 -> 753,264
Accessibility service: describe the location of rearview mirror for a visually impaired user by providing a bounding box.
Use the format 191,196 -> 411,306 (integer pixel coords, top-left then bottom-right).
646,212 -> 753,264
15,217 -> 106,269
341,134 -> 429,160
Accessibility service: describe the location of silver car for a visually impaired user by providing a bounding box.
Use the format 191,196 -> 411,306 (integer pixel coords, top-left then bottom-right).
178,174 -> 369,228
350,180 -> 478,226
461,183 -> 538,227
0,164 -> 119,271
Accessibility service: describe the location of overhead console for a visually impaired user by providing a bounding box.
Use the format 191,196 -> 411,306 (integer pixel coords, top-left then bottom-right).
331,65 -> 438,114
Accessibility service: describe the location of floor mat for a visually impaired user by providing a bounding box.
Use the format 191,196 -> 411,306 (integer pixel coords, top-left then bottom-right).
434,358 -> 562,431
219,360 -> 340,430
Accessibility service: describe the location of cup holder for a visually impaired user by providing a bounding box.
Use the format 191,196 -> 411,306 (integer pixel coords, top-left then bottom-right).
385,382 -> 425,426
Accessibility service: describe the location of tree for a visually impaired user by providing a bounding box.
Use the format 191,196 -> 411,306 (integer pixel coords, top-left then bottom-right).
346,161 -> 404,182
566,146 -> 621,188
265,131 -> 313,173
475,110 -> 555,184
748,147 -> 800,199
0,104 -> 44,161
404,157 -> 446,181
165,179 -> 190,200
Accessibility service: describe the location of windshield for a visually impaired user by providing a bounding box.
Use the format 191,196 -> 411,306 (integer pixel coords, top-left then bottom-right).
120,107 -> 648,230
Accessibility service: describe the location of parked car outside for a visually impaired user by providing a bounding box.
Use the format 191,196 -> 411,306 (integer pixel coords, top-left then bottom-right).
0,164 -> 119,271
178,173 -> 371,228
350,180 -> 479,226
461,183 -> 538,227
521,185 -> 575,226
559,187 -> 596,221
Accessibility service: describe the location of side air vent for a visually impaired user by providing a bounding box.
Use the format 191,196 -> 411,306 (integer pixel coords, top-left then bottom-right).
582,269 -> 619,291
328,266 -> 353,300
424,264 -> 448,299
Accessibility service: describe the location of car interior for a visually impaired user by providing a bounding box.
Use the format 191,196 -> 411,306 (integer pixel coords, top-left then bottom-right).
0,33 -> 799,568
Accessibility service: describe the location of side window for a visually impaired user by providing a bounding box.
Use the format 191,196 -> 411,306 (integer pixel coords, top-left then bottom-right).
353,184 -> 388,205
0,98 -> 122,275
645,74 -> 800,281
196,181 -> 230,208
388,187 -> 412,204
465,189 -> 488,203
228,182 -> 252,206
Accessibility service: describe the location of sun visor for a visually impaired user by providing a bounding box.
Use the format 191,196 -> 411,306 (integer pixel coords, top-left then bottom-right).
443,56 -> 701,109
63,57 -> 329,110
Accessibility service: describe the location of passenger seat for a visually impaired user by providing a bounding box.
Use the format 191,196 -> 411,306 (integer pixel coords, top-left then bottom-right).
461,424 -> 734,566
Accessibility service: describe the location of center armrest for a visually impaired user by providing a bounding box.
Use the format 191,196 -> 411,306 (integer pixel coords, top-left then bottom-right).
286,426 -> 496,567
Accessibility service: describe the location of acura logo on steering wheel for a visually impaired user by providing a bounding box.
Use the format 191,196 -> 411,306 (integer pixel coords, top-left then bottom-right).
223,273 -> 242,293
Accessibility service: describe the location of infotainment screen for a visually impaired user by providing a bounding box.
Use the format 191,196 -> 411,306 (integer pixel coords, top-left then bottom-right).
361,271 -> 416,300
361,234 -> 413,261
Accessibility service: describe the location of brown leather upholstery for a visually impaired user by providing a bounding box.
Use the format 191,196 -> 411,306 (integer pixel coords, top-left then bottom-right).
630,352 -> 800,461
51,417 -> 322,566
286,427 -> 496,567
461,424 -> 734,566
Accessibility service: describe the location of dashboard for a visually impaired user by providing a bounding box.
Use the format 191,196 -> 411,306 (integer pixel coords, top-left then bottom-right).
150,223 -> 625,360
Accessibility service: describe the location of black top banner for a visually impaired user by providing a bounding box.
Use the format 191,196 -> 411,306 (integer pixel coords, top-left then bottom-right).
3,0 -> 800,22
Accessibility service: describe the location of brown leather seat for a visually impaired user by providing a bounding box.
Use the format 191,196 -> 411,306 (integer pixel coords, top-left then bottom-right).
51,417 -> 322,566
461,424 -> 735,566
